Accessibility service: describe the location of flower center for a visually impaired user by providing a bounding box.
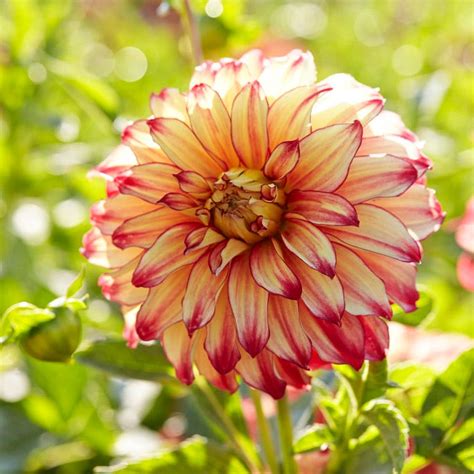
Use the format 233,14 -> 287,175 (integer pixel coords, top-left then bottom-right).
203,168 -> 286,244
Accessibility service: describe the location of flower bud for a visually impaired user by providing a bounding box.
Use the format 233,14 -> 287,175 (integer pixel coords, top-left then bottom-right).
20,307 -> 82,362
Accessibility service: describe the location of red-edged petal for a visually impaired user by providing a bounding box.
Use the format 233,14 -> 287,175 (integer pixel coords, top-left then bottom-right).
286,252 -> 344,323
364,110 -> 417,141
135,266 -> 191,340
228,252 -> 269,357
213,61 -> 252,109
150,88 -> 189,123
184,226 -> 225,253
369,185 -> 444,240
300,305 -> 365,370
324,204 -> 422,263
236,349 -> 286,399
205,287 -> 241,374
336,156 -> 418,204
286,190 -> 358,226
333,243 -> 392,318
287,122 -> 363,192
359,316 -> 389,361
132,222 -> 204,287
183,253 -> 229,333
250,239 -> 302,299
274,358 -> 311,389
159,192 -> 199,210
208,238 -> 249,275
281,217 -> 336,277
263,140 -> 300,180
267,296 -> 311,368
90,145 -> 137,181
231,81 -> 269,170
148,117 -> 224,176
175,170 -> 212,199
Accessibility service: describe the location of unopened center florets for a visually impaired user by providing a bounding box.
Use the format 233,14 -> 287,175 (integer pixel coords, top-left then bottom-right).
203,168 -> 286,244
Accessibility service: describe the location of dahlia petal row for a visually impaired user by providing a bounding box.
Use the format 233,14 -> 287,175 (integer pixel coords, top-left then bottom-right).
83,49 -> 443,399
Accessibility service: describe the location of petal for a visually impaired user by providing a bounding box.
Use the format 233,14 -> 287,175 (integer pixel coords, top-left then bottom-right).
150,88 -> 189,123
333,243 -> 392,318
99,257 -> 147,306
369,185 -> 444,240
213,61 -> 252,109
239,49 -> 265,78
364,110 -> 418,141
236,349 -> 286,399
148,117 -> 224,176
267,296 -> 311,368
135,266 -> 191,340
286,251 -> 344,323
184,226 -> 225,253
161,322 -> 195,385
228,252 -> 269,357
190,60 -> 218,89
457,252 -> 474,292
287,122 -> 363,192
300,305 -> 365,370
336,156 -> 418,204
281,217 -> 336,277
250,239 -> 302,299
324,204 -> 422,263
132,222 -> 205,287
112,207 -> 196,249
359,316 -> 389,361
273,358 -> 311,389
351,247 -> 419,313
231,81 -> 269,170
183,253 -> 229,333
175,170 -> 212,199
122,120 -> 170,164
90,145 -> 137,181
267,84 -> 329,150
208,238 -> 249,275
82,227 -> 142,268
311,74 -> 384,128
456,198 -> 474,253
122,306 -> 139,349
286,190 -> 358,226
115,163 -> 181,204
159,192 -> 199,210
205,287 -> 241,374
187,84 -> 240,168
263,140 -> 300,180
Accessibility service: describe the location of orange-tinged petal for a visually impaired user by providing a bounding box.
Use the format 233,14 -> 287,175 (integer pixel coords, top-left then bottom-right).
208,238 -> 249,275
333,243 -> 392,318
148,117 -> 225,176
213,60 -> 252,109
267,296 -> 311,368
132,222 -> 205,287
250,239 -> 302,299
286,190 -> 358,226
90,145 -> 137,181
267,84 -> 329,150
281,217 -> 336,277
184,226 -> 225,253
360,316 -> 389,361
236,349 -> 286,399
205,287 -> 241,374
187,84 -> 239,168
115,163 -> 181,204
286,252 -> 344,323
183,253 -> 229,333
112,207 -> 196,249
231,81 -> 269,170
150,88 -> 189,123
175,170 -> 212,199
300,305 -> 365,370
324,204 -> 422,263
135,266 -> 191,340
159,192 -> 199,210
287,122 -> 363,192
263,140 -> 299,180
162,322 -> 195,385
228,252 -> 269,357
369,185 -> 444,240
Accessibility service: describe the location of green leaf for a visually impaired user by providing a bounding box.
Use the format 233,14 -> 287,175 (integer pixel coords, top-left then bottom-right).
93,436 -> 248,473
392,290 -> 433,327
48,296 -> 88,312
361,360 -> 389,404
75,339 -> 177,384
361,400 -> 409,474
66,266 -> 86,298
294,424 -> 332,454
0,303 -> 55,344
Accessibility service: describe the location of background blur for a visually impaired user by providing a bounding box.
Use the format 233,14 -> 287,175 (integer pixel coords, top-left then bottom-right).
0,0 -> 473,472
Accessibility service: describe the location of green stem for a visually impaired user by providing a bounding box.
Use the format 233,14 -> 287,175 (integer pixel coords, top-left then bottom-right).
195,377 -> 259,473
182,0 -> 203,65
276,392 -> 298,474
249,389 -> 279,474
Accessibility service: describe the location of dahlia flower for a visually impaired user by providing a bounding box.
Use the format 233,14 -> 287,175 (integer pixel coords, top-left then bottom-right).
82,49 -> 443,399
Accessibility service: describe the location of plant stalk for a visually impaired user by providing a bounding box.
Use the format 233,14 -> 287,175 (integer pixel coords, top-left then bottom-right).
276,392 -> 298,474
182,0 -> 203,65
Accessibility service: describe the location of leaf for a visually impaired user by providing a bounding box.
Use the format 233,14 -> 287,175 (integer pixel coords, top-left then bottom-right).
361,400 -> 409,474
0,303 -> 55,344
294,424 -> 332,454
75,339 -> 177,384
392,290 -> 433,327
93,436 -> 248,473
48,296 -> 88,312
66,266 -> 86,298
361,360 -> 389,404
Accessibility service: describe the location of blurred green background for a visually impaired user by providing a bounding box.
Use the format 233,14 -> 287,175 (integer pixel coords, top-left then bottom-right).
0,0 -> 473,472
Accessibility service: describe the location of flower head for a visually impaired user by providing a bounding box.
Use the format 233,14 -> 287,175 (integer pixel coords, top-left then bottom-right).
83,49 -> 443,398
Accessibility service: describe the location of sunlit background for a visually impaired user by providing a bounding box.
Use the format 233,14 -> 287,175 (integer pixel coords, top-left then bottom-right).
1,0 -> 473,472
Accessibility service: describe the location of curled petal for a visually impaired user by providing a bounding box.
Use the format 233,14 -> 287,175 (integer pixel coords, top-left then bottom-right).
208,238 -> 249,275
264,140 -> 300,180
184,226 -> 225,253
150,88 -> 189,123
160,193 -> 199,211
359,316 -> 389,361
175,170 -> 212,198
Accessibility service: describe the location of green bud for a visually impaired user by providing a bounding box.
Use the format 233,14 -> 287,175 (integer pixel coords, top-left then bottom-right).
20,307 -> 82,362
